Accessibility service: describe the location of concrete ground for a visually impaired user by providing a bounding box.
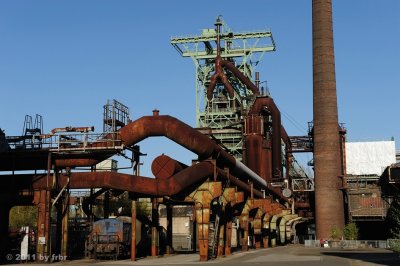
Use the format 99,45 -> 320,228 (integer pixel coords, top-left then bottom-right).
7,245 -> 400,266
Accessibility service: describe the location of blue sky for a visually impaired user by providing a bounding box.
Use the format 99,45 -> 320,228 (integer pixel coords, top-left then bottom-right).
0,0 -> 399,176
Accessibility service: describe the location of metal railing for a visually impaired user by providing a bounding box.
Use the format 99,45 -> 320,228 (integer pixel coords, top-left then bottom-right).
6,132 -> 123,153
305,239 -> 390,249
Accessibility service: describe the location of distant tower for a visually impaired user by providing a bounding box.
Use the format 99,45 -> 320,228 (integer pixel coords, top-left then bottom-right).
312,0 -> 345,238
171,17 -> 275,160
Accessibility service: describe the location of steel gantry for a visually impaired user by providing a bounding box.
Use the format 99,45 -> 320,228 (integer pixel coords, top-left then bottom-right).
171,16 -> 276,160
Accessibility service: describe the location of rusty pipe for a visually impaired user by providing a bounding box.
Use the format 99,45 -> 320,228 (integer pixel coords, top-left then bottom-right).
249,97 -> 282,179
40,126 -> 94,139
216,168 -> 264,199
27,162 -> 214,197
51,113 -> 285,201
221,59 -> 260,96
206,56 -> 235,100
151,154 -> 188,179
151,154 -> 266,199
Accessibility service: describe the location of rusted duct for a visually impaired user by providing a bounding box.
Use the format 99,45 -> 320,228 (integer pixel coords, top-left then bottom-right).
120,115 -> 214,158
221,59 -> 260,95
206,56 -> 235,100
16,160 -> 269,199
38,112 -> 285,200
312,0 -> 344,238
151,154 -> 188,179
28,162 -> 214,197
206,18 -> 235,100
206,57 -> 261,101
150,154 -> 266,199
248,97 -> 282,179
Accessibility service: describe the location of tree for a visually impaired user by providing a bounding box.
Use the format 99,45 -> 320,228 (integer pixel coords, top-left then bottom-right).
343,222 -> 358,240
9,206 -> 38,228
329,225 -> 343,240
386,194 -> 400,239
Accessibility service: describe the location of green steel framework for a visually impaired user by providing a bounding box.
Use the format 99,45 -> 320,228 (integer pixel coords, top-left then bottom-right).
171,18 -> 275,159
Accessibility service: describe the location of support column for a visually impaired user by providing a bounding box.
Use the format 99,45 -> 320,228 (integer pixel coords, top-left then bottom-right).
224,219 -> 232,255
55,203 -> 62,259
104,190 -> 110,219
151,198 -> 158,257
61,201 -> 69,258
217,221 -> 224,257
0,204 -> 10,262
186,182 -> 222,261
262,213 -> 271,248
253,212 -> 262,249
196,203 -> 210,261
166,204 -> 173,255
36,189 -> 51,260
240,214 -> 249,251
220,187 -> 235,257
131,200 -> 136,261
239,199 -> 252,252
192,205 -> 197,252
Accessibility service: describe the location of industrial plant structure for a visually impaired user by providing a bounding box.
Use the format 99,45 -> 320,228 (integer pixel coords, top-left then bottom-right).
1,0 -> 398,263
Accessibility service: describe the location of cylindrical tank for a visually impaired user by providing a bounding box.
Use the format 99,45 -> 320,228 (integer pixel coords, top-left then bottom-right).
312,0 -> 345,239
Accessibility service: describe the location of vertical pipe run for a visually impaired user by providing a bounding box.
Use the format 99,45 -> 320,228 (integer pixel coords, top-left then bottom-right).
312,0 -> 344,239
61,201 -> 69,258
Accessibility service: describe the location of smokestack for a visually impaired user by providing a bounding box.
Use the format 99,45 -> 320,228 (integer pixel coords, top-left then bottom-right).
312,0 -> 344,239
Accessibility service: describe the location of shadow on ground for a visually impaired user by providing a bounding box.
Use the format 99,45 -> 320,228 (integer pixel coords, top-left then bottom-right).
322,250 -> 400,266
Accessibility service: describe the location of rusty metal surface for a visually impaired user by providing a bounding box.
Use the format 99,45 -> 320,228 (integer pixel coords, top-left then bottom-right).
221,59 -> 260,96
25,162 -> 214,197
151,154 -> 187,179
119,115 -> 217,160
206,55 -> 235,100
312,0 -> 344,238
248,97 -> 282,180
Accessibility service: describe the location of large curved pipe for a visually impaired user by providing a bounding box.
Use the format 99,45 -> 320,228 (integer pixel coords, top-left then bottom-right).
221,59 -> 260,96
206,56 -> 235,100
16,160 -> 269,199
149,154 -> 266,199
27,162 -> 214,197
249,97 -> 282,179
51,113 -> 286,201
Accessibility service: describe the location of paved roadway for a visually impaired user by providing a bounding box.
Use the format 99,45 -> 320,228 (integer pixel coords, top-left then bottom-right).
10,245 -> 400,266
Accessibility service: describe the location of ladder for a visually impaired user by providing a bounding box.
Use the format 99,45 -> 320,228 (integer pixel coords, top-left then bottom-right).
208,197 -> 223,259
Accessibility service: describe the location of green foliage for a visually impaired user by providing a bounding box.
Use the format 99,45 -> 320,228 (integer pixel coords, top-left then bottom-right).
9,206 -> 38,228
386,194 -> 400,239
343,222 -> 358,240
329,225 -> 343,240
388,239 -> 400,252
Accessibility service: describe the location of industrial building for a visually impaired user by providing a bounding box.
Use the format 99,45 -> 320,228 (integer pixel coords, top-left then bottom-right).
0,0 -> 399,263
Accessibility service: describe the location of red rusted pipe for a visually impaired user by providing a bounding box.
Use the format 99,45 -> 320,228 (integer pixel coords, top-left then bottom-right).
151,154 -> 188,179
206,56 -> 235,100
221,59 -> 260,96
248,97 -> 282,179
57,114 -> 231,168
28,162 -> 214,197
